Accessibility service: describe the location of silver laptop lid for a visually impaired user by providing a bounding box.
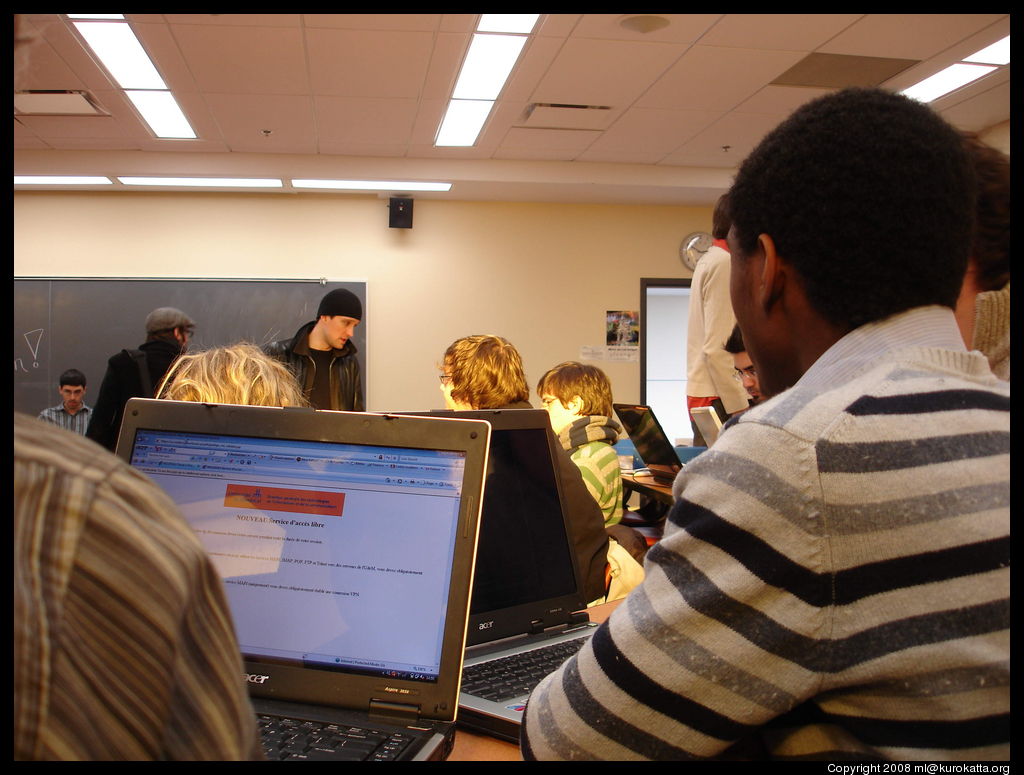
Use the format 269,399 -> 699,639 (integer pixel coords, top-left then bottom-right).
116,398 -> 490,724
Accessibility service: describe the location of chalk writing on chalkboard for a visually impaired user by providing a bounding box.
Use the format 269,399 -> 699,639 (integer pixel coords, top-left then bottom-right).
15,328 -> 44,373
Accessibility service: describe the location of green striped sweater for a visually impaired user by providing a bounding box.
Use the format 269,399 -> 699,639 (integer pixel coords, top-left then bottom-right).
558,415 -> 624,527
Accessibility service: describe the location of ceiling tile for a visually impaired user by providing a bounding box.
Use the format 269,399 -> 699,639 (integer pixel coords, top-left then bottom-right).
204,94 -> 316,153
161,14 -> 302,27
734,84 -> 835,115
532,37 -> 688,107
660,111 -> 786,168
172,23 -> 309,94
697,13 -> 863,51
306,29 -> 435,98
935,77 -> 1012,134
638,46 -> 806,111
303,13 -> 442,31
315,97 -> 419,145
582,107 -> 722,155
570,13 -> 721,43
819,13 -> 1006,59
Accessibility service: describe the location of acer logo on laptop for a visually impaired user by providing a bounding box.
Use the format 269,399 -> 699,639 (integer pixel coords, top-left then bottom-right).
246,673 -> 270,684
478,621 -> 494,630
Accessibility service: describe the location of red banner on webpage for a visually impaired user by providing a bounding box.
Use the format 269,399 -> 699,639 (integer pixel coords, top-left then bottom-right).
224,484 -> 345,517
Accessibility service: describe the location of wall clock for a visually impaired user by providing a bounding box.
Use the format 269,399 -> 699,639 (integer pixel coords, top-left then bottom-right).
680,231 -> 713,271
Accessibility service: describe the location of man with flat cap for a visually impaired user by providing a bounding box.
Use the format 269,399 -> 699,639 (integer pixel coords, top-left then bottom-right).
86,307 -> 195,451
264,288 -> 365,411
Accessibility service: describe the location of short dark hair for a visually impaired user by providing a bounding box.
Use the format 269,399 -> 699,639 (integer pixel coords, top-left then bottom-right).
729,88 -> 976,330
711,192 -> 731,240
961,131 -> 1010,292
59,368 -> 86,388
723,325 -> 745,355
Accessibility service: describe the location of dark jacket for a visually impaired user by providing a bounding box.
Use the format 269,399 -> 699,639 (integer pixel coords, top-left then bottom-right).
86,338 -> 183,452
499,401 -> 610,603
264,321 -> 364,412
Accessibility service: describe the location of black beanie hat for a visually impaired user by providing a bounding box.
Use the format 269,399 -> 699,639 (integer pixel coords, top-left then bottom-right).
317,289 -> 362,320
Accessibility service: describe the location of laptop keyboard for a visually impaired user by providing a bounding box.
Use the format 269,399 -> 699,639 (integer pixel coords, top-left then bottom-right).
258,715 -> 415,761
461,637 -> 588,702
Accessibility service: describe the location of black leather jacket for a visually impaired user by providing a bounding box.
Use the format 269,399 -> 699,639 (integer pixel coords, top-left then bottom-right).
264,321 -> 364,411
86,337 -> 184,451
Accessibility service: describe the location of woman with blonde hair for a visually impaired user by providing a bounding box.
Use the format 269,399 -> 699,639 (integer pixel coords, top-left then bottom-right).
157,342 -> 308,408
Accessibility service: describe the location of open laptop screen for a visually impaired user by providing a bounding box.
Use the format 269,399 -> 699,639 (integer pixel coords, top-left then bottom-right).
128,427 -> 467,684
468,425 -> 577,615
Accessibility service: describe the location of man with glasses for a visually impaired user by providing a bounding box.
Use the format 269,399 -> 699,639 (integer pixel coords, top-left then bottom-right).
87,307 -> 195,451
723,324 -> 762,408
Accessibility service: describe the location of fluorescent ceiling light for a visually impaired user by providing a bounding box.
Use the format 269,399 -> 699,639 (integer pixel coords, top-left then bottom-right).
964,35 -> 1010,65
118,177 -> 283,188
453,33 -> 528,100
72,20 -> 166,89
292,179 -> 452,192
125,91 -> 197,138
67,13 -> 125,19
477,14 -> 539,34
900,62 -> 997,103
15,176 -> 113,185
435,100 -> 495,147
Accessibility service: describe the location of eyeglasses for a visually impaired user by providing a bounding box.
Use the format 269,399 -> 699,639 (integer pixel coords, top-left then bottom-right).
438,374 -> 453,386
733,365 -> 756,382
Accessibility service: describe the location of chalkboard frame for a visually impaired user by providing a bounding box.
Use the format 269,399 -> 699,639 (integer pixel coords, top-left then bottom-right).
14,277 -> 367,418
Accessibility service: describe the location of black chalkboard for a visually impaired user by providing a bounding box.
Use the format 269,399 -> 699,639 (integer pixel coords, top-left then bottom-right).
13,278 -> 367,418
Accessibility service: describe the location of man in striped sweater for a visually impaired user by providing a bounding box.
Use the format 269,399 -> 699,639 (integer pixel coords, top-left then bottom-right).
521,88 -> 1010,761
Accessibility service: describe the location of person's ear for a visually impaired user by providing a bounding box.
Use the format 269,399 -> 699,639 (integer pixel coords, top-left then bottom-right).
568,395 -> 584,415
757,233 -> 786,313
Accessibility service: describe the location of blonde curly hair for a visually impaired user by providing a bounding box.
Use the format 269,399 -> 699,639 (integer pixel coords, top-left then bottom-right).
157,342 -> 308,408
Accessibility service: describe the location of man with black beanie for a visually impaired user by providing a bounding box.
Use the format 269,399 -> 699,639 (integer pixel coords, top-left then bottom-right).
264,288 -> 364,411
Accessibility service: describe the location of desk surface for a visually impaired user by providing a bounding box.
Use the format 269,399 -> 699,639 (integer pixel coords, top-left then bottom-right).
621,471 -> 674,505
447,599 -> 621,761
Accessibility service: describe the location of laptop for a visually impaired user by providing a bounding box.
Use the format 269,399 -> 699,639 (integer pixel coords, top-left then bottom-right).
613,403 -> 685,484
395,408 -> 598,743
690,404 -> 724,446
115,398 -> 491,761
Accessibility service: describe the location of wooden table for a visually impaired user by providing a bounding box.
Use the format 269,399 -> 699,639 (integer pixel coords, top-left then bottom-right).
621,471 -> 674,506
447,599 -> 622,761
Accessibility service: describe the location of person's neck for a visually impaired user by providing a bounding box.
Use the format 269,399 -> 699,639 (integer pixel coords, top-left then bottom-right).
307,324 -> 333,351
953,266 -> 982,348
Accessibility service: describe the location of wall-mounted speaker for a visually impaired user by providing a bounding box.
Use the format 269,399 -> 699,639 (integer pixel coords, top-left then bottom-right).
389,197 -> 413,229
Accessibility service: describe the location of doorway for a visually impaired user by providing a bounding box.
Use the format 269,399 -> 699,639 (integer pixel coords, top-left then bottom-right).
640,277 -> 692,446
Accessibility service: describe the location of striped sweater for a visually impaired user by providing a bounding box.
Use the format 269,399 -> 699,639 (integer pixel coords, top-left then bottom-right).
14,413 -> 262,760
521,307 -> 1010,760
558,415 -> 624,526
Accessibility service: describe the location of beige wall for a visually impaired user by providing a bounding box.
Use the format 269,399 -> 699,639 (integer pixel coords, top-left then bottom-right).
14,191 -> 711,412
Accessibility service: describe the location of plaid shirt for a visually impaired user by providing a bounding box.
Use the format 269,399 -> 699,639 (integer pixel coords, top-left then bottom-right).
37,403 -> 93,436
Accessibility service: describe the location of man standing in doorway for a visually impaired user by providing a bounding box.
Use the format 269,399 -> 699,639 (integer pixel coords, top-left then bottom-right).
264,288 -> 365,411
685,193 -> 749,445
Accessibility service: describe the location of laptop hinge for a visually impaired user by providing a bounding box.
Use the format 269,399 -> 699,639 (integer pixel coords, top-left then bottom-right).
369,699 -> 421,723
529,610 -> 589,635
567,610 -> 589,628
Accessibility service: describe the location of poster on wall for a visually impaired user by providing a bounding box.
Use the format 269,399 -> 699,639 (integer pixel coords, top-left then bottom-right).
606,310 -> 639,347
580,310 -> 639,362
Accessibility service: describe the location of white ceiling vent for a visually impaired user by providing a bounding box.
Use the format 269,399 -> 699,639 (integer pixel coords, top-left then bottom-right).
519,102 -> 616,131
14,90 -> 109,117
